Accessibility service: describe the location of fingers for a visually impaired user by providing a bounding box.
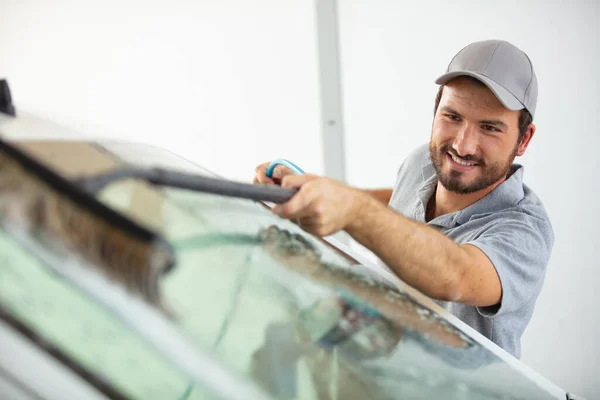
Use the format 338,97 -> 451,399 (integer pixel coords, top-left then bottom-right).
254,162 -> 275,185
271,164 -> 293,179
295,216 -> 320,234
273,175 -> 320,218
280,173 -> 318,189
254,162 -> 294,185
294,216 -> 335,237
273,188 -> 317,219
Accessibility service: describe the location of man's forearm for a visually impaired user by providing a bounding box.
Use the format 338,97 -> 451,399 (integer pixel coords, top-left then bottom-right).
363,188 -> 393,205
345,192 -> 470,301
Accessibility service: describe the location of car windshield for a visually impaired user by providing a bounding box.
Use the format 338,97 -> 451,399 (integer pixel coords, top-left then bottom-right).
0,139 -> 562,400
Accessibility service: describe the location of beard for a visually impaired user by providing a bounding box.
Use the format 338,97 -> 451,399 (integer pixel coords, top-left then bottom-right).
429,141 -> 517,195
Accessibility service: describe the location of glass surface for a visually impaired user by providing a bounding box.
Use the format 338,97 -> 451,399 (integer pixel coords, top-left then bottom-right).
0,229 -> 226,400
0,140 -> 560,400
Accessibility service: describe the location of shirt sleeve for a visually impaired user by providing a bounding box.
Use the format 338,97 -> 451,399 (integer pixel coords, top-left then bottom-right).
389,144 -> 431,211
463,210 -> 554,318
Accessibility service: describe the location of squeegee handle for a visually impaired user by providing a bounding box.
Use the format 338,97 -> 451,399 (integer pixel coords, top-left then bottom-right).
148,169 -> 298,204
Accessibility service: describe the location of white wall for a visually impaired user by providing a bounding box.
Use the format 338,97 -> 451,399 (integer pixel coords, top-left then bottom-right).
338,0 -> 599,398
0,0 -> 324,182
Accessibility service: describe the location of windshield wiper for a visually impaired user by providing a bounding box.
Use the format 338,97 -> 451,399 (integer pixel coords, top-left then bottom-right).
76,167 -> 298,204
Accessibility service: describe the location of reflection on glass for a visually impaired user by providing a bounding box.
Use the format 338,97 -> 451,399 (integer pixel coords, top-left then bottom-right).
0,141 -> 559,400
0,230 -> 226,400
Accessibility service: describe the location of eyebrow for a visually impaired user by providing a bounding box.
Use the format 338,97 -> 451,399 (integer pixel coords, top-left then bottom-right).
440,106 -> 509,130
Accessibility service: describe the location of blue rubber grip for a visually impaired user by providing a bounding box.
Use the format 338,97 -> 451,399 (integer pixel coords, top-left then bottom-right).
266,158 -> 305,178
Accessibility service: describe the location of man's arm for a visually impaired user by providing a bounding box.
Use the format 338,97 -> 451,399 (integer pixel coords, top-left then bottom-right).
363,189 -> 393,205
346,192 -> 501,306
273,174 -> 501,306
254,161 -> 393,205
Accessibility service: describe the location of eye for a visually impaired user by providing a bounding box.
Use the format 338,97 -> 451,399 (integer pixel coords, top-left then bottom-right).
482,125 -> 500,132
444,113 -> 461,122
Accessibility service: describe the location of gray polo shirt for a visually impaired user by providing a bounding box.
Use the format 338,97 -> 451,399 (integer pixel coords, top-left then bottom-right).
388,144 -> 554,358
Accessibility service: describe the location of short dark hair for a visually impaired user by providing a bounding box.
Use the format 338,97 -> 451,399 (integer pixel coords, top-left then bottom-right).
433,79 -> 533,141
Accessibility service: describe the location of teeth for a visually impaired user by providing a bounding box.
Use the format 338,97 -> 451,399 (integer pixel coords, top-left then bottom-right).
450,153 -> 476,166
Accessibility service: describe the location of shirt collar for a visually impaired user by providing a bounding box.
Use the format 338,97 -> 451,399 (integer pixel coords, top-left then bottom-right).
416,163 -> 526,228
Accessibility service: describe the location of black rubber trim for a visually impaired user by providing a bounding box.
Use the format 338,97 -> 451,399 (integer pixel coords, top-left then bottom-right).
0,80 -> 16,117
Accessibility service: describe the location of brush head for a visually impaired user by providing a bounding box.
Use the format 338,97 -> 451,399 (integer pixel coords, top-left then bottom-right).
0,137 -> 175,310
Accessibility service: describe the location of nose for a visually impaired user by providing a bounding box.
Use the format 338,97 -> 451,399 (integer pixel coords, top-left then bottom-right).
452,123 -> 479,157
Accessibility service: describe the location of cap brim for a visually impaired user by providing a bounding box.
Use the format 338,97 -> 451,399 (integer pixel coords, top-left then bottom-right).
435,71 -> 524,111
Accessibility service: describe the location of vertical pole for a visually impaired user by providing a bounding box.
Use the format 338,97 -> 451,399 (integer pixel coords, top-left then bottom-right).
315,0 -> 346,183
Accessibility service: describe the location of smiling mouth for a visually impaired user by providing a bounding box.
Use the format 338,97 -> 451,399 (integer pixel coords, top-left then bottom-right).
447,152 -> 479,168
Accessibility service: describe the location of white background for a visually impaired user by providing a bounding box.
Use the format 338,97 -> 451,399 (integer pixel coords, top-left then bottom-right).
0,0 -> 325,182
1,0 -> 598,398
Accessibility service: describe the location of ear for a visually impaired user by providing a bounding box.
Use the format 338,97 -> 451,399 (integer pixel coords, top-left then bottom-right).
516,123 -> 535,156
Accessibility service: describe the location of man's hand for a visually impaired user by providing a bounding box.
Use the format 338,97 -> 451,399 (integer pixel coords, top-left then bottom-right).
253,161 -> 294,186
272,174 -> 367,237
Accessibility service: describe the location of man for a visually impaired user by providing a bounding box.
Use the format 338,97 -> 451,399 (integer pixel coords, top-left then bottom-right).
253,40 -> 553,358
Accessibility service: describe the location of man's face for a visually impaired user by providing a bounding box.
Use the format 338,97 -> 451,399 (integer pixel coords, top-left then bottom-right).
429,78 -> 525,195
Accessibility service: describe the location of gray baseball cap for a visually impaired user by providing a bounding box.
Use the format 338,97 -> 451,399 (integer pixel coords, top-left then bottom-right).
435,40 -> 538,118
